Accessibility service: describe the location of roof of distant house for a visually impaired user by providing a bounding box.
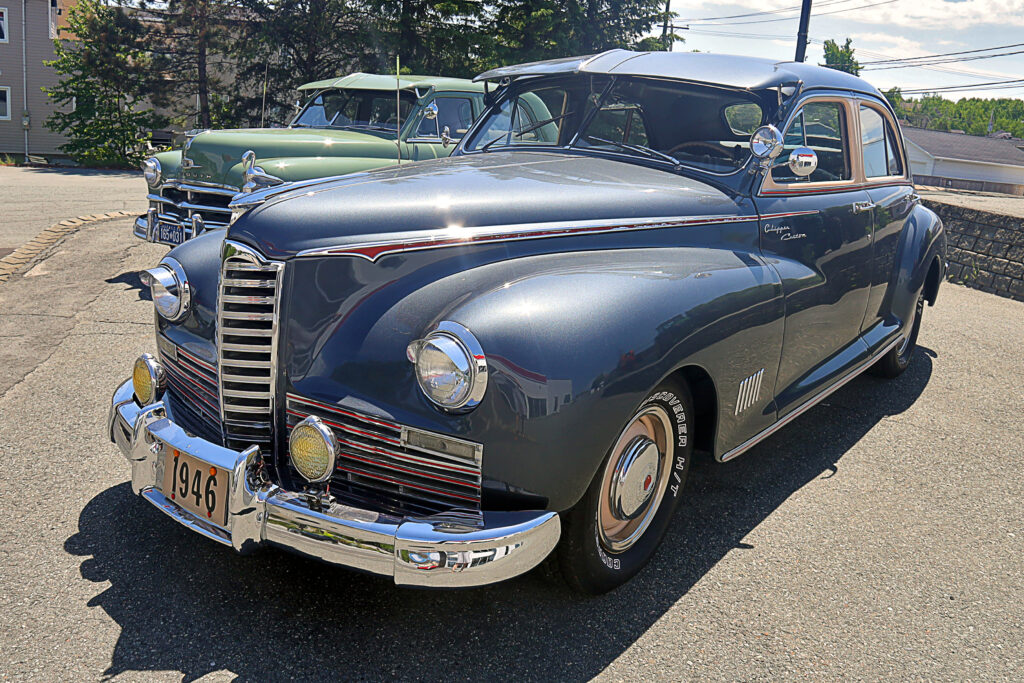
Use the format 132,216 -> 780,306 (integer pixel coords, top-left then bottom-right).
902,126 -> 1024,168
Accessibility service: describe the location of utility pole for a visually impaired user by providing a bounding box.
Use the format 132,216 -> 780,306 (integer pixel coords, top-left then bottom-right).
794,0 -> 813,62
661,0 -> 672,50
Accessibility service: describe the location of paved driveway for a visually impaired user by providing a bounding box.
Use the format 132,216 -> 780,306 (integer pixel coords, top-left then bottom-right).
0,218 -> 1021,681
0,166 -> 147,257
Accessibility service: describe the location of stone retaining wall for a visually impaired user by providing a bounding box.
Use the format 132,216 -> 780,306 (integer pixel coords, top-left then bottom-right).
924,200 -> 1024,302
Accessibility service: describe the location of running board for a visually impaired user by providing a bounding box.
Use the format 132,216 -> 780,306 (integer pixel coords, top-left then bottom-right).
719,333 -> 905,463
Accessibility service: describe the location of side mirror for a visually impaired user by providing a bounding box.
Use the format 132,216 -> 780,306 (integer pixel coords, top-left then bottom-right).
750,125 -> 784,160
787,147 -> 818,177
441,125 -> 452,148
424,102 -> 439,120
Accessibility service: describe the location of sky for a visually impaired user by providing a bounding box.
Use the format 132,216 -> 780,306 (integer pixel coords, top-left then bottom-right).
661,0 -> 1024,100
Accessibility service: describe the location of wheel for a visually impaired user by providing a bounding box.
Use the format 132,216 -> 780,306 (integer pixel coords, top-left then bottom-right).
557,381 -> 694,594
871,291 -> 926,378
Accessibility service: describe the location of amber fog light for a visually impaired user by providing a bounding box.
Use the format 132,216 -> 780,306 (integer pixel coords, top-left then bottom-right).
133,353 -> 165,405
289,416 -> 338,483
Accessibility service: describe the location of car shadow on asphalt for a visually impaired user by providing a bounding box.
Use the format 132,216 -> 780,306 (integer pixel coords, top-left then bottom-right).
67,350 -> 935,682
106,271 -> 152,302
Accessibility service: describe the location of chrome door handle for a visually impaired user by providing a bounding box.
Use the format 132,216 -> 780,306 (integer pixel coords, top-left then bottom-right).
852,201 -> 876,214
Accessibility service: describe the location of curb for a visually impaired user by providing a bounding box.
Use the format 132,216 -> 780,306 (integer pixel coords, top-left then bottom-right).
0,211 -> 137,283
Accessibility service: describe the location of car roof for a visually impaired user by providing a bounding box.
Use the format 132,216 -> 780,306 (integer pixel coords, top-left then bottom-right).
474,49 -> 883,98
298,72 -> 485,93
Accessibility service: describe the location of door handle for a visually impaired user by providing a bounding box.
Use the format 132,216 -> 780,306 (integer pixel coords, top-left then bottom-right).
852,201 -> 876,214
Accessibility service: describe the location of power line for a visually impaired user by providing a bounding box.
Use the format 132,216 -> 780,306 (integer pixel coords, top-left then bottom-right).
678,0 -> 853,23
864,48 -> 1024,71
859,41 -> 1024,65
684,0 -> 900,26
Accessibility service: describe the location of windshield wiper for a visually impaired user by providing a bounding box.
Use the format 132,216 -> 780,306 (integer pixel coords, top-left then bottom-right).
515,111 -> 575,137
581,135 -> 681,167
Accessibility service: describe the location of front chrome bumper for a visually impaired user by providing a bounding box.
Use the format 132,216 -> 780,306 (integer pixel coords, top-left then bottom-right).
108,380 -> 560,587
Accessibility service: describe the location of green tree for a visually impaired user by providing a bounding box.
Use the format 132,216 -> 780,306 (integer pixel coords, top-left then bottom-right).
139,0 -> 235,128
231,0 -> 373,127
44,0 -> 163,166
821,37 -> 861,76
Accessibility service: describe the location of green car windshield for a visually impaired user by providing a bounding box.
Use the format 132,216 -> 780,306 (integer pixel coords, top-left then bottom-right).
464,76 -> 765,175
292,88 -> 416,136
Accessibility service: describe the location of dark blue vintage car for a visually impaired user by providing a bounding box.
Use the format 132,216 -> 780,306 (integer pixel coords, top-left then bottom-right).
109,50 -> 945,593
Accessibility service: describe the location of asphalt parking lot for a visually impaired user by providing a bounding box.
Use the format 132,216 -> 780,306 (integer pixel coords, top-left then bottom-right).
0,215 -> 1022,682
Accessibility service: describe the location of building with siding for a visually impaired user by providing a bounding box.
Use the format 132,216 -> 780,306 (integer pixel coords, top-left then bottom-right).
903,126 -> 1024,196
0,0 -> 75,157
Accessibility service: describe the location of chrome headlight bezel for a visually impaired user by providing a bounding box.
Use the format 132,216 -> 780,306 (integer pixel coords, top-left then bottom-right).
141,257 -> 191,322
142,157 -> 162,187
407,321 -> 488,413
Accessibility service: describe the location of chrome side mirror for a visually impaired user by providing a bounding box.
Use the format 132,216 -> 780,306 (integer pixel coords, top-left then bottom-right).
424,102 -> 439,120
750,125 -> 784,159
787,147 -> 818,177
441,126 -> 452,148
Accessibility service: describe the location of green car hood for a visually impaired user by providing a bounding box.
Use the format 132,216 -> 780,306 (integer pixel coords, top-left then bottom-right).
175,128 -> 403,188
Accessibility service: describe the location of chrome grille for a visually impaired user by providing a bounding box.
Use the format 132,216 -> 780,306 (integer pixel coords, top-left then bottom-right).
148,182 -> 235,238
158,343 -> 221,435
218,244 -> 282,451
286,394 -> 483,516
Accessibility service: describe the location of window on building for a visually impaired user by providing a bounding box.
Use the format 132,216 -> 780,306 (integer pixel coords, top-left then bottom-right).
49,0 -> 58,39
0,87 -> 11,121
0,7 -> 9,43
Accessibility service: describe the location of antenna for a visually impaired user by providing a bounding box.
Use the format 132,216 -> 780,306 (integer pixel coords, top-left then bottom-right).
396,55 -> 402,166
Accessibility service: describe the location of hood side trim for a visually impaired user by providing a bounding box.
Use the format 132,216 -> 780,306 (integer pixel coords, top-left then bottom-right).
294,211 -> 819,262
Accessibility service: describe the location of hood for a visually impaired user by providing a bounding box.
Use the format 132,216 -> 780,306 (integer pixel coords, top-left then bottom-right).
229,152 -> 745,260
175,128 -> 399,187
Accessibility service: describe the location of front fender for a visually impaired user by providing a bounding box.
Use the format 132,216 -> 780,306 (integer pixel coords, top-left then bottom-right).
283,243 -> 784,511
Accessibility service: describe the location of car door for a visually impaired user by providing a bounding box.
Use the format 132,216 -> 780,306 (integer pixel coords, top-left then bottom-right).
754,97 -> 875,416
858,101 -> 917,347
407,95 -> 478,159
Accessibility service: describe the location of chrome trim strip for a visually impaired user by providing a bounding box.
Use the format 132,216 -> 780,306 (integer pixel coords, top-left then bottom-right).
720,335 -> 904,462
108,379 -> 558,588
295,211 -> 820,262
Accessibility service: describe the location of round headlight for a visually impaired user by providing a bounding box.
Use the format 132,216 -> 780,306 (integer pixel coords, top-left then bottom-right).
133,353 -> 165,405
142,157 -> 162,187
408,321 -> 487,412
142,257 -> 191,321
289,416 -> 338,483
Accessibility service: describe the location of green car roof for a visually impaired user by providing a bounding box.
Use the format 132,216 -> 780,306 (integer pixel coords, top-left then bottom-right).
298,72 -> 485,93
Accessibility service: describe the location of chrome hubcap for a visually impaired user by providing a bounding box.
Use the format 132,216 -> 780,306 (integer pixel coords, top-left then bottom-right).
598,405 -> 674,553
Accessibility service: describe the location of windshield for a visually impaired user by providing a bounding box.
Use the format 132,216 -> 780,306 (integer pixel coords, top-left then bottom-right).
464,76 -> 765,174
292,89 -> 415,136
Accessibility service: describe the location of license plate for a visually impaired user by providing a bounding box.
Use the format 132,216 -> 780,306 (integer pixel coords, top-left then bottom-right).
157,222 -> 184,245
161,448 -> 229,527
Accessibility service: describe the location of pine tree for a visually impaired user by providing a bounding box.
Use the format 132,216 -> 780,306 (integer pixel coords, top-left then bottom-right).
44,0 -> 163,166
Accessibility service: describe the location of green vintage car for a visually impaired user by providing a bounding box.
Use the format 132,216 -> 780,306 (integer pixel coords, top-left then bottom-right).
135,73 -> 486,245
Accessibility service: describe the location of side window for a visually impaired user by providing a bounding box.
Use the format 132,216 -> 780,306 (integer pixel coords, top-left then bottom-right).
417,97 -> 474,138
860,105 -> 904,178
0,87 -> 10,121
772,101 -> 851,184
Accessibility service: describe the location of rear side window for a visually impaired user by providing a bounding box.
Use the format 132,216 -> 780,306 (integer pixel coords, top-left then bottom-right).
860,105 -> 903,178
772,101 -> 851,184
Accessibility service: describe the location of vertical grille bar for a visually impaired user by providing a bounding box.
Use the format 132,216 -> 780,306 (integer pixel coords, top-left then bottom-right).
217,241 -> 283,451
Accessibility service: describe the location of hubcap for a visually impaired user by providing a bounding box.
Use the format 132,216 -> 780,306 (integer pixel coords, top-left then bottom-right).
598,404 -> 675,553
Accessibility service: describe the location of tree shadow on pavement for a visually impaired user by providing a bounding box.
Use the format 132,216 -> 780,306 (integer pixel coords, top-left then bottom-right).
66,350 -> 934,682
106,271 -> 151,302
